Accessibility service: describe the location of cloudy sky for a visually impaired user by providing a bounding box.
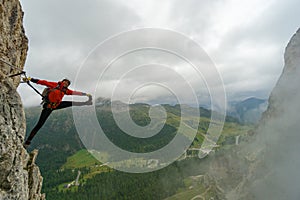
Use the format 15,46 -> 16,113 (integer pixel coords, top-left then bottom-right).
18,0 -> 300,107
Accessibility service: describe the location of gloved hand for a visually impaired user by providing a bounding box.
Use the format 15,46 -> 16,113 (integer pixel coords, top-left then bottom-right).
22,76 -> 31,82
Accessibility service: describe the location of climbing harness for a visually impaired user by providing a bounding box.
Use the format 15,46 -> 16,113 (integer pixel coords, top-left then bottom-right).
41,83 -> 67,108
0,58 -> 43,97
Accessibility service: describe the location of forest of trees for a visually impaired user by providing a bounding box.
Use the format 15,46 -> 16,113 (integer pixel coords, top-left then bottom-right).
44,159 -> 209,200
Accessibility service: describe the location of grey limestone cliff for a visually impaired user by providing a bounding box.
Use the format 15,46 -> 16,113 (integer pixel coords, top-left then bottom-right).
246,27 -> 300,200
200,28 -> 300,200
0,0 -> 44,199
227,28 -> 300,199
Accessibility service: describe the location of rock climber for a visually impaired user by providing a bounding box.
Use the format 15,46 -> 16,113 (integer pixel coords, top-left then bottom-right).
22,77 -> 92,149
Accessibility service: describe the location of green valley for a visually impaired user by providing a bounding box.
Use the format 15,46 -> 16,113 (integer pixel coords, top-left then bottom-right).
25,100 -> 252,200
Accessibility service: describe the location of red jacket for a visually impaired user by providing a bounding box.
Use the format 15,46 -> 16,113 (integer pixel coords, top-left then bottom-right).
33,79 -> 85,108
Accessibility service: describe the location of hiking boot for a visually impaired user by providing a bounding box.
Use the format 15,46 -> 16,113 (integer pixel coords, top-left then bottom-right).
85,95 -> 93,105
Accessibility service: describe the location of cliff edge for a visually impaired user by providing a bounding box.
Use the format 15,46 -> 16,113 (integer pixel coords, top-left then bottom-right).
201,28 -> 300,200
0,0 -> 44,199
226,28 -> 300,199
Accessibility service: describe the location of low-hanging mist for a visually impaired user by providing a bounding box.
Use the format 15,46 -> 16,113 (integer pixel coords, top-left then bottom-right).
247,27 -> 300,200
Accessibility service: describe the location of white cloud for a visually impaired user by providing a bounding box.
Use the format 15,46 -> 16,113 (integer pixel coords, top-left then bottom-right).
18,0 -> 300,106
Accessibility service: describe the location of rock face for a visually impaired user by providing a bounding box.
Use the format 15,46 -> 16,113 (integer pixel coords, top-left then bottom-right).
204,28 -> 300,200
247,27 -> 300,200
0,0 -> 44,199
0,0 -> 28,86
235,28 -> 300,199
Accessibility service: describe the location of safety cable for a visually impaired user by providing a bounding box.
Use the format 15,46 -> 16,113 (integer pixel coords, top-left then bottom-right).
0,58 -> 43,97
0,58 -> 26,76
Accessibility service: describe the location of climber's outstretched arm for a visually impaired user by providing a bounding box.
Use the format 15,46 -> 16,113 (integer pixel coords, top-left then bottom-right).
23,77 -> 57,88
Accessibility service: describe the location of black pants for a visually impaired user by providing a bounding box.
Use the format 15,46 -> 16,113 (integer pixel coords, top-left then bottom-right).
25,101 -> 88,144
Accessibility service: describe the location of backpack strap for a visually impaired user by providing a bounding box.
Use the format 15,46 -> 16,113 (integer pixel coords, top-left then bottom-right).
41,83 -> 67,107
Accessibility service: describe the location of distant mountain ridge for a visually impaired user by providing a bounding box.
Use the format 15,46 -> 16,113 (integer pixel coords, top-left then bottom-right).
227,97 -> 268,124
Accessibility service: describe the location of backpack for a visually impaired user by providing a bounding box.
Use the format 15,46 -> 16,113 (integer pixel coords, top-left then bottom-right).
41,84 -> 66,105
